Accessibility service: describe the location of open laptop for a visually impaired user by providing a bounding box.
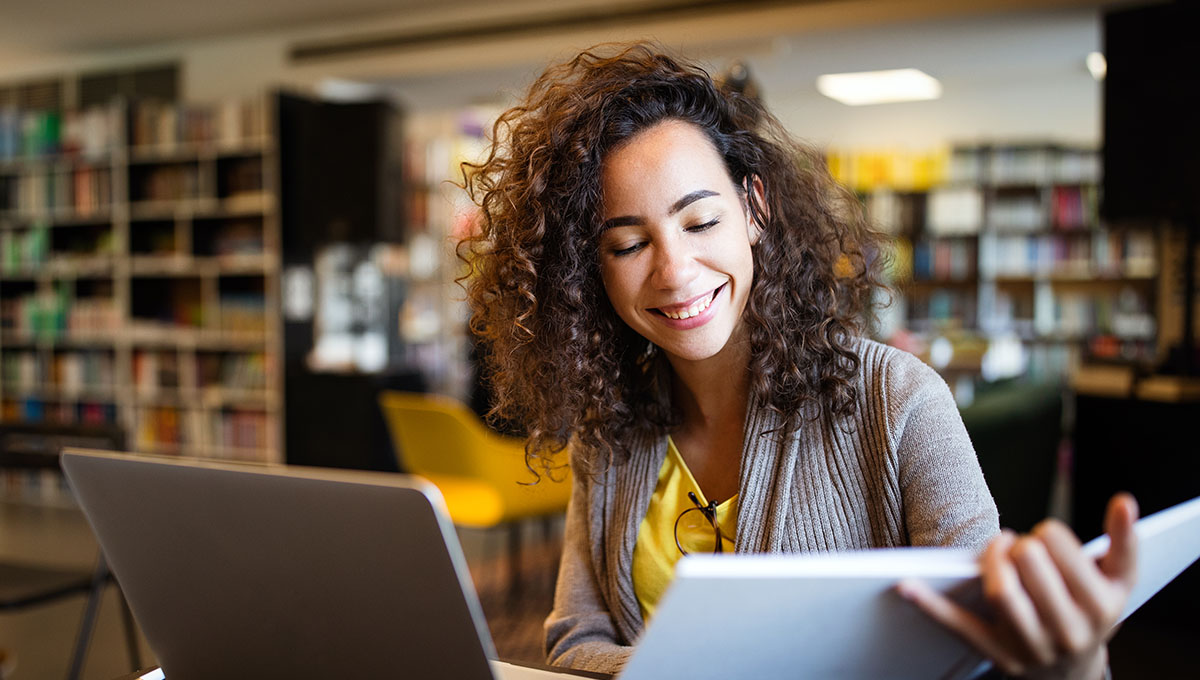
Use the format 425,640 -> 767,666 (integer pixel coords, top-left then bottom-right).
66,448 -> 1200,680
60,449 -> 601,680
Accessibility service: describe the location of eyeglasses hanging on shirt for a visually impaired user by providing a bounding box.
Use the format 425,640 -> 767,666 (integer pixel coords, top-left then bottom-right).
674,491 -> 731,555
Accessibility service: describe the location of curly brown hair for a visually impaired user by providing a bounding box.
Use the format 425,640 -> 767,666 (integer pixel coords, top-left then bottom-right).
460,43 -> 885,476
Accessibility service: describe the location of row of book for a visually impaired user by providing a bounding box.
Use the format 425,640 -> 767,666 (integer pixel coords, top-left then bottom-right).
905,289 -> 978,330
133,164 -> 202,202
0,349 -> 117,394
829,145 -> 1098,192
0,398 -> 117,423
1052,292 -> 1155,340
0,105 -> 121,161
825,148 -> 949,193
0,225 -> 49,270
214,408 -> 270,453
68,297 -> 118,333
988,195 -> 1045,232
866,190 -> 924,235
133,350 -> 180,394
988,287 -> 1155,340
0,166 -> 113,217
1,231 -> 117,272
1019,338 -> 1150,381
877,182 -> 1101,237
219,294 -> 267,333
985,187 -> 1101,233
1,347 -> 267,397
927,187 -> 983,235
135,406 -> 269,456
129,97 -> 269,149
196,351 -> 267,390
1,350 -> 46,389
219,157 -> 263,198
908,237 -> 978,282
982,230 -> 1157,278
207,218 -> 263,256
0,292 -> 118,336
1049,186 -> 1099,230
948,145 -> 1099,186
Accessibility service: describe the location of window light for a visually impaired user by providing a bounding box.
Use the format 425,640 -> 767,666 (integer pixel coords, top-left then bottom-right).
816,68 -> 942,106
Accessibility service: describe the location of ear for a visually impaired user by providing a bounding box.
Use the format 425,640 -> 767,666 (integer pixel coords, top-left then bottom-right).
742,175 -> 767,246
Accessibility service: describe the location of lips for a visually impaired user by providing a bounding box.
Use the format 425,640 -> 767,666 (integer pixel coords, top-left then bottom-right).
651,283 -> 726,320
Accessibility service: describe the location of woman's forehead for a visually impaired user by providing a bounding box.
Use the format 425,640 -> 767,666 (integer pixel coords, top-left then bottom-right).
600,120 -> 734,213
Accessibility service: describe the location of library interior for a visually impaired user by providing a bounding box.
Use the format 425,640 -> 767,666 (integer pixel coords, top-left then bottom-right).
0,0 -> 1197,678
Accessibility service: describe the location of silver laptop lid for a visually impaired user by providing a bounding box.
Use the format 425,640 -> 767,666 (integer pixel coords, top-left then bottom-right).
61,449 -> 497,680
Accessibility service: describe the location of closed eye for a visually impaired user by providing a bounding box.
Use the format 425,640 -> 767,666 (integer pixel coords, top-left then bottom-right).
686,218 -> 720,233
611,242 -> 646,257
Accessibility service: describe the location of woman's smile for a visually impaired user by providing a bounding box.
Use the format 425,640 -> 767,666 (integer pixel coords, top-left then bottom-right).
649,283 -> 726,328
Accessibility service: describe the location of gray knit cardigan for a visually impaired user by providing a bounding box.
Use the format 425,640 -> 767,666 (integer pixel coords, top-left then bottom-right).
543,339 -> 1000,674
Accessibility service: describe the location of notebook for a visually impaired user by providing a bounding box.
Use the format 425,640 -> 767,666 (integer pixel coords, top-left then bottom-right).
60,449 -> 596,680
623,494 -> 1200,680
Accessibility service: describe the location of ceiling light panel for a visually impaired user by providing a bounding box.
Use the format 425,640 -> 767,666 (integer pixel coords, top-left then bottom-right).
816,68 -> 942,106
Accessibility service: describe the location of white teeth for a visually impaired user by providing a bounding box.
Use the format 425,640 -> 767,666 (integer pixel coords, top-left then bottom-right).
661,289 -> 715,320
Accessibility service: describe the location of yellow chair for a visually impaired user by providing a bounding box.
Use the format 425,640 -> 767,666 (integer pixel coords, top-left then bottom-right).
377,391 -> 571,591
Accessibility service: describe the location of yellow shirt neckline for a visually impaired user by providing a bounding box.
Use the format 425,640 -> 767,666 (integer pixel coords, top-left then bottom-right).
632,436 -> 738,622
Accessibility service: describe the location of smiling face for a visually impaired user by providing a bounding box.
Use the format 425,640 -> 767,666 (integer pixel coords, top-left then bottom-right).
598,119 -> 761,367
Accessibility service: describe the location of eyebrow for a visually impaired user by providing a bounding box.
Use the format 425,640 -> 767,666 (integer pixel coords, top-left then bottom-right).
601,189 -> 720,231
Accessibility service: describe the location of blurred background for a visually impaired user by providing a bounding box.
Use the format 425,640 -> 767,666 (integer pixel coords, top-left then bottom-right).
0,0 -> 1196,678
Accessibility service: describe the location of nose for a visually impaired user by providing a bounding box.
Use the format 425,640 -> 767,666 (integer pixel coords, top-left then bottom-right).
649,236 -> 698,291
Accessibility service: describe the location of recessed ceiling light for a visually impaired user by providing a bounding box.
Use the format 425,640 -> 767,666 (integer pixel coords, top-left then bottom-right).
816,68 -> 942,106
1087,52 -> 1107,80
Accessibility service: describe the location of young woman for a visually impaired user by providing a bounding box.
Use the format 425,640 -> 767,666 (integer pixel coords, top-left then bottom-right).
461,43 -> 1137,679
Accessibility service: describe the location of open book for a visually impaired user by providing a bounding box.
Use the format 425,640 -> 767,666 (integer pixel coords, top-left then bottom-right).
621,495 -> 1200,680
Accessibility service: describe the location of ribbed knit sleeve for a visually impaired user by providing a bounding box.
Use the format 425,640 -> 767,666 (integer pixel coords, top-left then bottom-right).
877,344 -> 1000,549
544,448 -> 634,674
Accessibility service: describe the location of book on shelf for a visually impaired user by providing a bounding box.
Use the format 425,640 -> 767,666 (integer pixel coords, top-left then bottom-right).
196,352 -> 267,391
910,239 -> 975,282
988,194 -> 1044,232
0,224 -> 49,271
988,145 -> 1053,185
0,105 -> 120,161
213,408 -> 268,453
207,218 -> 264,256
825,148 -> 949,193
133,350 -> 180,396
1,166 -> 112,216
132,163 -> 202,202
218,293 -> 267,334
926,187 -> 982,236
1051,185 -> 1098,230
52,350 -> 114,395
129,97 -> 268,150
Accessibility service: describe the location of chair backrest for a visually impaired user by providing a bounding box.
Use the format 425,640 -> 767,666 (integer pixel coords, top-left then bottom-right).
960,381 -> 1062,533
378,391 -> 522,479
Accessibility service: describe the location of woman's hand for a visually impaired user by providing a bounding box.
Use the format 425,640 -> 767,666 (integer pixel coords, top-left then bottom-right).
899,493 -> 1138,679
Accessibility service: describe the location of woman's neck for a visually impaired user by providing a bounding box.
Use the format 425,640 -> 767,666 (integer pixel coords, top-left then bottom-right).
664,334 -> 752,503
666,333 -> 752,435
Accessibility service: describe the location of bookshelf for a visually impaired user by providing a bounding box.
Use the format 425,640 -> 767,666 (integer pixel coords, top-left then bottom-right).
833,143 -> 1159,383
0,95 -> 282,463
397,108 -> 494,401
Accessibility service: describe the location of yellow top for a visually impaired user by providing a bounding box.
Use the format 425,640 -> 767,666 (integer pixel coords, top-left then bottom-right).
632,436 -> 737,621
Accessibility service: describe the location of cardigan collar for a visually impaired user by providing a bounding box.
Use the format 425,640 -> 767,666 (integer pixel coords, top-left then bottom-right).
588,396 -> 802,643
